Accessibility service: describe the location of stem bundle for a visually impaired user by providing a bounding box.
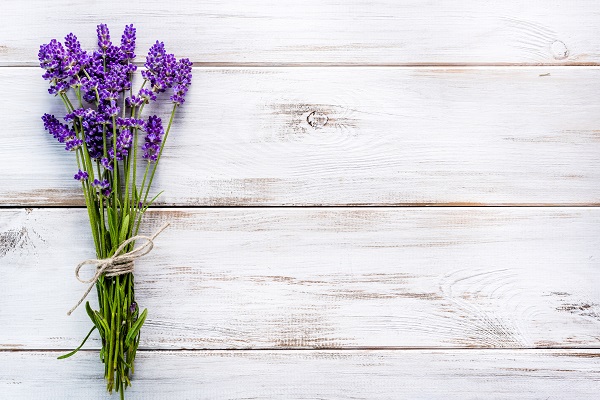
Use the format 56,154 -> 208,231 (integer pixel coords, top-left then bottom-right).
39,24 -> 192,397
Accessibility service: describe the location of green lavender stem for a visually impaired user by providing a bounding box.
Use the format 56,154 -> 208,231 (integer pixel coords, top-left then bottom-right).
57,98 -> 146,398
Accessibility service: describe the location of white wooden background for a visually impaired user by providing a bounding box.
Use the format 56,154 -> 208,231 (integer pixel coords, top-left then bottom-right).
1,1 -> 600,399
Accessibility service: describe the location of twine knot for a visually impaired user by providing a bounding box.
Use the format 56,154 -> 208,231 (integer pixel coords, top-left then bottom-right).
67,223 -> 170,316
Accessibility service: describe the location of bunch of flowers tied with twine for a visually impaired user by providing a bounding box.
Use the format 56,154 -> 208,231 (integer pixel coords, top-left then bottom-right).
39,23 -> 191,398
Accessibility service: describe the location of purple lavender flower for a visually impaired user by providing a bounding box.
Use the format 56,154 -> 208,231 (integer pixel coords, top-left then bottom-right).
126,95 -> 143,107
41,113 -> 82,150
115,117 -> 128,127
102,63 -> 135,93
77,110 -> 105,160
41,24 -> 190,203
96,24 -> 111,51
142,41 -> 177,93
142,115 -> 164,162
116,117 -> 144,129
38,40 -> 78,94
98,101 -> 120,117
92,179 -> 110,189
120,24 -> 136,60
42,114 -> 65,138
142,41 -> 165,75
38,39 -> 66,80
74,170 -> 89,181
81,76 -> 100,103
131,119 -> 145,129
170,86 -> 186,105
100,157 -> 114,171
118,128 -> 133,155
108,106 -> 120,117
64,137 -> 84,151
108,128 -> 134,160
64,33 -> 89,70
138,88 -> 157,103
48,80 -> 70,95
170,58 -> 192,105
64,107 -> 92,123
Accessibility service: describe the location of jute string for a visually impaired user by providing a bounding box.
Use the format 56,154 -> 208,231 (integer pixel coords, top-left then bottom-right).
67,223 -> 170,316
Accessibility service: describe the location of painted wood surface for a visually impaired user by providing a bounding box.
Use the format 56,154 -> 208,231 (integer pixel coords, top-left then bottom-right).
2,2 -> 599,398
3,67 -> 600,206
2,1 -> 600,66
2,208 -> 599,350
1,350 -> 599,399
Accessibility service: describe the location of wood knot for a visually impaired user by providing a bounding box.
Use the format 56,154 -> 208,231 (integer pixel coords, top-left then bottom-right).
306,111 -> 328,129
550,40 -> 569,60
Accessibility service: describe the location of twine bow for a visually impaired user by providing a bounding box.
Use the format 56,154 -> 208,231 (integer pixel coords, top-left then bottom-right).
67,223 -> 170,316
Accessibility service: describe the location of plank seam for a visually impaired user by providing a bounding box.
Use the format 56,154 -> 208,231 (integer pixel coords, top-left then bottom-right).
1,347 -> 599,353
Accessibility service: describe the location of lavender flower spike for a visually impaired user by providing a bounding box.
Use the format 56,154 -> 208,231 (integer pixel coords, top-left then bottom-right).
41,113 -> 82,151
92,179 -> 110,190
142,115 -> 164,162
38,39 -> 66,80
120,24 -> 136,60
64,33 -> 89,71
142,41 -> 176,93
74,170 -> 89,181
96,24 -> 111,51
170,58 -> 193,105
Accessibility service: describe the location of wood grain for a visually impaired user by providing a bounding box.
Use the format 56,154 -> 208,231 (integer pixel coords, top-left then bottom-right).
3,67 -> 600,206
2,1 -> 600,66
2,2 -> 598,398
2,208 -> 599,350
1,350 -> 599,399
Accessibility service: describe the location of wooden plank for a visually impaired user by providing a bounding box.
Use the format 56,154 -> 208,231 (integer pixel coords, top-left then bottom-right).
2,1 -> 600,65
1,350 -> 599,398
2,67 -> 600,206
1,208 -> 599,349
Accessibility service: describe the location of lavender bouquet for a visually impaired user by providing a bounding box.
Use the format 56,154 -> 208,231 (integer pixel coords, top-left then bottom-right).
39,24 -> 191,397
